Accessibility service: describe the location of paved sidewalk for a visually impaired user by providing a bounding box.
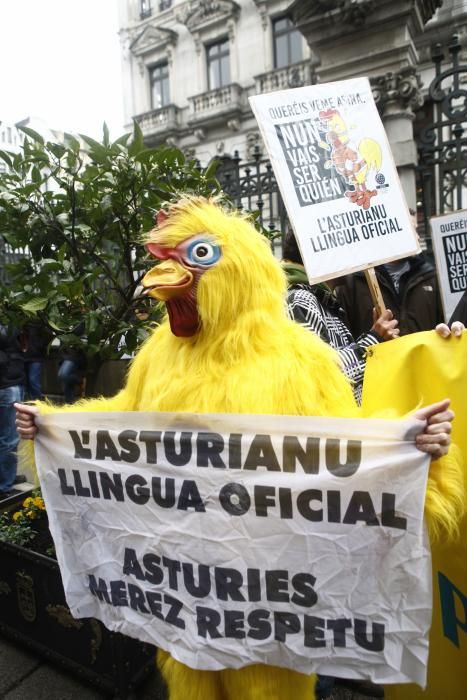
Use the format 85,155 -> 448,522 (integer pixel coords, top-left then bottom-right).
0,633 -> 165,700
0,634 -> 383,700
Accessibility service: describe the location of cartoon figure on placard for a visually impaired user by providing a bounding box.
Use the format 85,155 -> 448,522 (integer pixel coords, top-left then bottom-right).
319,109 -> 382,210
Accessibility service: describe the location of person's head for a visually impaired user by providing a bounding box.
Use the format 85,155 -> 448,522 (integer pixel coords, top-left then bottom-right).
408,207 -> 422,249
283,229 -> 304,265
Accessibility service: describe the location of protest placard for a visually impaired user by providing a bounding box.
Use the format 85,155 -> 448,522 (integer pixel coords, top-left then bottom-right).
430,210 -> 467,321
35,410 -> 431,686
249,77 -> 419,283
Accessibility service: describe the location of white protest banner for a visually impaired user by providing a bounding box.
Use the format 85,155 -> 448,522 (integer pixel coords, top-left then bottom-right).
430,210 -> 467,321
35,411 -> 431,686
249,78 -> 419,283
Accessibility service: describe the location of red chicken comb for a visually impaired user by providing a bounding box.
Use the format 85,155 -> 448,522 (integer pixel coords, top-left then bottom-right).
319,109 -> 338,120
155,209 -> 169,227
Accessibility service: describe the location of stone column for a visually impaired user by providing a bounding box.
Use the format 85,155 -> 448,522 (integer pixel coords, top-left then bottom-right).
289,0 -> 442,206
371,67 -> 424,208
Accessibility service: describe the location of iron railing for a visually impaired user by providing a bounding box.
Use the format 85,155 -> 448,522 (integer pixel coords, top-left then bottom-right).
215,147 -> 288,254
417,35 -> 467,247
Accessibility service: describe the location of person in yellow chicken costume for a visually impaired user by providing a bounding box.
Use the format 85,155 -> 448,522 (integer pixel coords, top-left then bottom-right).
16,197 -> 464,700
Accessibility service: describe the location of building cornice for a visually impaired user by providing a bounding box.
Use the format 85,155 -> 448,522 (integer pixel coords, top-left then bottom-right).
290,0 -> 443,28
177,0 -> 241,34
129,23 -> 178,56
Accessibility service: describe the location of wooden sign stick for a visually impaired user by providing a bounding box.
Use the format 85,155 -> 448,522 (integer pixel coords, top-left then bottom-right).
364,267 -> 386,317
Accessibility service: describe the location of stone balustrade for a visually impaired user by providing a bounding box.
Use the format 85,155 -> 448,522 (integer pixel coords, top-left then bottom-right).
254,60 -> 313,94
133,104 -> 180,135
188,83 -> 244,123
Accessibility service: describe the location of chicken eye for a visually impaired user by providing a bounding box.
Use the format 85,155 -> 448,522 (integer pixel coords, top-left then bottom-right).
186,239 -> 221,266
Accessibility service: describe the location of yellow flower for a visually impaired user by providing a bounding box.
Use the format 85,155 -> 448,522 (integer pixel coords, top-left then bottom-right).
22,497 -> 34,508
33,497 -> 45,510
26,510 -> 35,519
12,512 -> 22,522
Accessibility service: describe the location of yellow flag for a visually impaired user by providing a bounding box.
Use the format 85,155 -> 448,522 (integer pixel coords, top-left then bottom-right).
362,331 -> 467,700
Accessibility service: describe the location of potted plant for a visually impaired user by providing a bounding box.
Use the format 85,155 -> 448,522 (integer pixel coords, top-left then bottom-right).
0,490 -> 160,698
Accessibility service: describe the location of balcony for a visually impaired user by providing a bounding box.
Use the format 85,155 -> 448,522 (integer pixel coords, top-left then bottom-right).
133,105 -> 180,140
254,60 -> 314,94
188,83 -> 244,128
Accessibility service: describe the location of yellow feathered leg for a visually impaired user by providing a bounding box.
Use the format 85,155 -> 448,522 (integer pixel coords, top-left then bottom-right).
219,664 -> 315,700
157,650 -> 225,700
157,651 -> 315,700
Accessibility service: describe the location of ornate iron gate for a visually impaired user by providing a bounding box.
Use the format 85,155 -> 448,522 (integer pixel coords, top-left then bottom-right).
417,35 -> 467,243
215,147 -> 287,253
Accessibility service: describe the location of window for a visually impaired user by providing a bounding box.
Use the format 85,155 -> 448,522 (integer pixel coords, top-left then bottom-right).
140,0 -> 152,20
272,16 -> 303,69
159,0 -> 172,10
150,62 -> 170,109
206,39 -> 230,90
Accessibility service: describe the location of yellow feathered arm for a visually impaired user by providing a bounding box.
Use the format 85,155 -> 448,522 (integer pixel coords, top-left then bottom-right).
424,445 -> 465,541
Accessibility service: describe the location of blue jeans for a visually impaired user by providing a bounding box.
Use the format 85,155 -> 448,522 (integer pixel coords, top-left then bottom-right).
315,676 -> 335,699
58,360 -> 84,404
0,384 -> 24,493
25,361 -> 43,400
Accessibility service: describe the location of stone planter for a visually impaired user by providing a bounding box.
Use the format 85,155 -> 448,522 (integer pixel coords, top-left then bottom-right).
0,536 -> 158,698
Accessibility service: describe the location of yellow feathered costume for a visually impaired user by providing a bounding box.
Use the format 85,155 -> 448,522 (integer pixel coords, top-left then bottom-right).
34,197 -> 464,700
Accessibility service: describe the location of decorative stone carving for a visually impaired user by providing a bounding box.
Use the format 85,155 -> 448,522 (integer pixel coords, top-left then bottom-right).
179,0 -> 240,33
252,1 -> 268,30
293,0 -> 441,27
194,128 -> 206,141
340,0 -> 375,26
371,67 -> 424,118
183,145 -> 197,160
193,34 -> 202,55
227,17 -> 236,43
216,140 -> 225,153
130,24 -> 178,56
227,118 -> 240,131
120,31 -> 132,62
309,0 -> 376,27
246,130 -> 262,160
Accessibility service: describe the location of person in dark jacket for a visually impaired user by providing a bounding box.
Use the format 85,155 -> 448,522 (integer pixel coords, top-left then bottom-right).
21,322 -> 51,400
283,230 -> 398,405
335,211 -> 443,338
449,289 -> 467,325
57,320 -> 87,403
0,324 -> 25,497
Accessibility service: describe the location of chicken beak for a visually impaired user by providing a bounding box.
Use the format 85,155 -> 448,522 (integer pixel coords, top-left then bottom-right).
142,259 -> 194,301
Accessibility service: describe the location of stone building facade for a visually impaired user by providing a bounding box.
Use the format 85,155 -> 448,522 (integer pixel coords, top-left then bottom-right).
118,0 -> 313,163
290,0 -> 467,220
0,121 -> 24,174
117,0 -> 467,231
